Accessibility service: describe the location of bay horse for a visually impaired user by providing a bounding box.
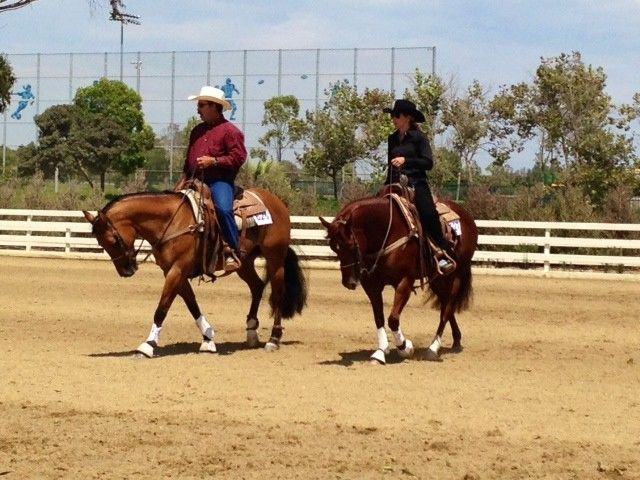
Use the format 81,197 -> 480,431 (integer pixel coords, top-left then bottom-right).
320,193 -> 477,363
83,187 -> 307,358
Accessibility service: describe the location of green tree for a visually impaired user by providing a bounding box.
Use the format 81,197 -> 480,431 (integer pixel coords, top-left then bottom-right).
441,80 -> 489,183
492,52 -> 637,207
403,69 -> 447,141
27,105 -> 82,180
74,79 -> 154,190
252,95 -> 305,162
0,54 -> 16,113
299,82 -> 392,199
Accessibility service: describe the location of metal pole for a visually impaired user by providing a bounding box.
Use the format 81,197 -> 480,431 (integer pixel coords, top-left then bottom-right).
2,110 -> 7,176
119,21 -> 124,81
277,49 -> 282,96
353,48 -> 358,88
315,49 -> 320,109
241,50 -> 247,132
103,52 -> 108,78
390,47 -> 395,95
431,46 -> 436,75
135,51 -> 141,93
69,53 -> 74,101
206,50 -> 211,85
169,52 -> 175,184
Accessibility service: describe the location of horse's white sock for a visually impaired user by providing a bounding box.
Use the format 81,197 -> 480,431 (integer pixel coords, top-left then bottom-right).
429,335 -> 442,354
145,324 -> 162,345
376,327 -> 389,352
392,328 -> 406,347
196,315 -> 214,340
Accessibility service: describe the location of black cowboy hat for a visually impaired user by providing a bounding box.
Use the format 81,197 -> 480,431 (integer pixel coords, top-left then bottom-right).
383,99 -> 426,123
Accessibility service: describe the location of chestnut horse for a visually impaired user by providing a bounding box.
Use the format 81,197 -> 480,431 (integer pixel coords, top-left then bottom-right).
83,187 -> 307,358
320,194 -> 477,363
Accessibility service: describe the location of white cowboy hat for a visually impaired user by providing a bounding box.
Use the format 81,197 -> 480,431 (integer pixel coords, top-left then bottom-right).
188,86 -> 231,111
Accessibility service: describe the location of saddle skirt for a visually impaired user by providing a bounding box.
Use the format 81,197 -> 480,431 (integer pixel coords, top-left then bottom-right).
381,184 -> 462,243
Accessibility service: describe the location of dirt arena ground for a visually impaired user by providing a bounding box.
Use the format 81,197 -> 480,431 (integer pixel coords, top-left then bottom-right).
0,256 -> 638,479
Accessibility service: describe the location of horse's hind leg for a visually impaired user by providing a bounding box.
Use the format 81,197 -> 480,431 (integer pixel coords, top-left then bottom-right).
236,252 -> 266,348
426,277 -> 461,361
264,251 -> 286,352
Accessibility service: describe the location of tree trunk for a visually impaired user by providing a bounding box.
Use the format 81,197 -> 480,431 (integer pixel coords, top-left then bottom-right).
100,172 -> 106,192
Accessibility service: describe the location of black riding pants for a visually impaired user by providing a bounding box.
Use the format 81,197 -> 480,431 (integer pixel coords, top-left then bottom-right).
413,182 -> 448,250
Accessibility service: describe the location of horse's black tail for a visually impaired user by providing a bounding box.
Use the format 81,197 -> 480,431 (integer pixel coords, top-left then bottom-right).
454,261 -> 474,312
278,247 -> 308,319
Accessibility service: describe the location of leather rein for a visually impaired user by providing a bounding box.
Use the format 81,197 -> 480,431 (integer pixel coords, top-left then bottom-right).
339,195 -> 418,276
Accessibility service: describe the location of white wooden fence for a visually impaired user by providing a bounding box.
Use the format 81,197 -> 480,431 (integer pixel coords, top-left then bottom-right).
1,209 -> 639,276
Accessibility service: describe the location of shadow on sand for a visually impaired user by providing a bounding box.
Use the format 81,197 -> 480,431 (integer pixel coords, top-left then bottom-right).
87,340 -> 302,358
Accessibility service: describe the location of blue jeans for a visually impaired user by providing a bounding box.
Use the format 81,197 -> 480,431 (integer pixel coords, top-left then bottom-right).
208,180 -> 239,252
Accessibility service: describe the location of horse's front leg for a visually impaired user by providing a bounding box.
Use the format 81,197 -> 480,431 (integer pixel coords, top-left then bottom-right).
136,268 -> 183,358
362,282 -> 389,365
388,277 -> 415,360
176,278 -> 217,354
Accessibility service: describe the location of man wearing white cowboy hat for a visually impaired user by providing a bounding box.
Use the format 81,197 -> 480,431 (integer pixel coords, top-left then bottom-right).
177,85 -> 247,271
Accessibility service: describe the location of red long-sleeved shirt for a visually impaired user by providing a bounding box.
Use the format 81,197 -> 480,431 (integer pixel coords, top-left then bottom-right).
183,119 -> 247,183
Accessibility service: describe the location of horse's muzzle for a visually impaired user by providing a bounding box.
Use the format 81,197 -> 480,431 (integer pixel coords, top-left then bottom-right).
342,278 -> 358,290
119,262 -> 138,278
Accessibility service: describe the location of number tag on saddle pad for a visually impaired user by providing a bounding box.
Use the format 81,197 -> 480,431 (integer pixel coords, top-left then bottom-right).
448,219 -> 462,237
253,211 -> 273,226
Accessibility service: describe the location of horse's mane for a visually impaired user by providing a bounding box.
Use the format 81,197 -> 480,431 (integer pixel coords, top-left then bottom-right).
101,191 -> 180,213
336,195 -> 391,221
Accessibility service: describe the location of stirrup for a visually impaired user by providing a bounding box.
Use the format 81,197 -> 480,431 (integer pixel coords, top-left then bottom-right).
435,251 -> 456,276
223,247 -> 241,272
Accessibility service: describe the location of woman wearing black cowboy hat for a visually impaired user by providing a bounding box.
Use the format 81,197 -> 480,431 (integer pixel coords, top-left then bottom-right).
383,99 -> 454,274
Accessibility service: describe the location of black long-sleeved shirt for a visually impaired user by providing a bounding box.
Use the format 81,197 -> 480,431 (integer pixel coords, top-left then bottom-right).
384,127 -> 434,186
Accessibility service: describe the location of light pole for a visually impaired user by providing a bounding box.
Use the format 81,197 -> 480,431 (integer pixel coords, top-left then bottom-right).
109,1 -> 140,82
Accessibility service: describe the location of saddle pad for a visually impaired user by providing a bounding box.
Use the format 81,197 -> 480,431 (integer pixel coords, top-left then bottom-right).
436,201 -> 462,237
180,189 -> 204,226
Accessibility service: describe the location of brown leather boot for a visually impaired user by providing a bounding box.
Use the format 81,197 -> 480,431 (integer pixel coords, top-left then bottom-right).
222,246 -> 241,272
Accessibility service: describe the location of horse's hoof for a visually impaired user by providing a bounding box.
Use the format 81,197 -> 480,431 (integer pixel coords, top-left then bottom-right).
135,342 -> 154,358
398,339 -> 415,359
425,348 -> 440,362
264,341 -> 279,352
246,330 -> 260,348
370,349 -> 386,365
451,343 -> 463,353
199,340 -> 217,354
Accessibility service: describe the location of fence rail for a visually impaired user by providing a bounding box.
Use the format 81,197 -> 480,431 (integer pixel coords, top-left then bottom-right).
1,209 -> 639,275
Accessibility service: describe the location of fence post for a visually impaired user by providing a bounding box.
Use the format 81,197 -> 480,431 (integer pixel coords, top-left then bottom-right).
65,227 -> 71,254
543,228 -> 551,273
26,214 -> 32,252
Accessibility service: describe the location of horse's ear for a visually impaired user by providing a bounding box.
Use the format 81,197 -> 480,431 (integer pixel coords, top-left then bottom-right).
83,210 -> 96,224
319,216 -> 331,229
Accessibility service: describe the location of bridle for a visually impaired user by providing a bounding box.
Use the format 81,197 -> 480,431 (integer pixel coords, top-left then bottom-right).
92,212 -> 140,268
334,193 -> 418,278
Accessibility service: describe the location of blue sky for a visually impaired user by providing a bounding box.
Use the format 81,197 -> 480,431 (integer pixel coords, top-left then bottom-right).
2,0 -> 639,169
2,0 -> 637,101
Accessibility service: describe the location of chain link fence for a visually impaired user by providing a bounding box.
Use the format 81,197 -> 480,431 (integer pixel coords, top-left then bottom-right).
2,47 -> 435,178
